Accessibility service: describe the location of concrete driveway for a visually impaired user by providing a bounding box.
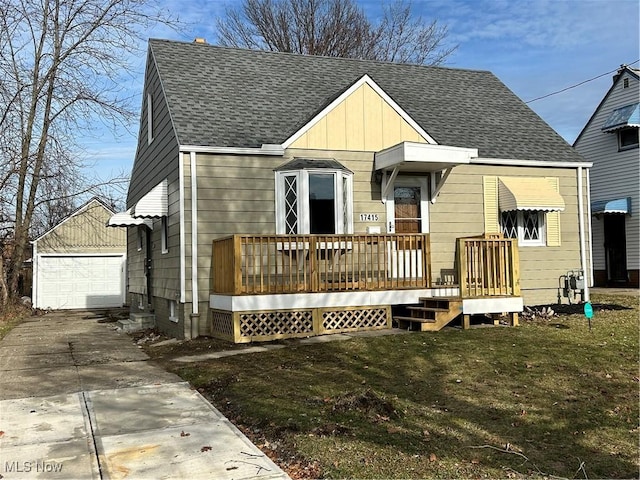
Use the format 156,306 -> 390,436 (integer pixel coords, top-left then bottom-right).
0,310 -> 289,479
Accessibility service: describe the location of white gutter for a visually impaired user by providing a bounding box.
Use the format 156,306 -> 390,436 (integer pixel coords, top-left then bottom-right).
179,144 -> 284,156
577,166 -> 590,302
472,157 -> 592,169
31,241 -> 38,308
179,152 -> 186,303
190,151 -> 200,337
586,168 -> 594,288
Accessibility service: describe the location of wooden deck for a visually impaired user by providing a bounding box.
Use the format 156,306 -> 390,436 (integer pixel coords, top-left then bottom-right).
209,233 -> 521,343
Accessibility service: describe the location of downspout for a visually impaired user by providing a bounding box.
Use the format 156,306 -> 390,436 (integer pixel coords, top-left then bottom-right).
577,166 -> 590,302
31,241 -> 38,308
179,152 -> 190,337
586,168 -> 594,288
179,153 -> 186,303
189,151 -> 200,338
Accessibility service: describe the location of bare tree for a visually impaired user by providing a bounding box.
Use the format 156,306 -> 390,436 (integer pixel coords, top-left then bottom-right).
372,1 -> 456,66
0,0 -> 178,302
216,0 -> 456,65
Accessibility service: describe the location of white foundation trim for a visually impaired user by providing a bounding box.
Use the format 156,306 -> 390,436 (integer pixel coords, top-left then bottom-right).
462,297 -> 523,315
210,287 -> 459,312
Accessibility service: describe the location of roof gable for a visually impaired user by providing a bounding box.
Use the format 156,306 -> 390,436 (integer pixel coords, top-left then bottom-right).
33,198 -> 125,250
574,66 -> 640,146
285,75 -> 433,151
148,38 -> 584,163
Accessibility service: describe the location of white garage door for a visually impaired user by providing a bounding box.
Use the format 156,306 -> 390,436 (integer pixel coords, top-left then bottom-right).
36,255 -> 125,309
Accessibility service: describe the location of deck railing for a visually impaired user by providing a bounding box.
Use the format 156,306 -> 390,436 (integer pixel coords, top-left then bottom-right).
211,234 -> 431,295
457,235 -> 520,298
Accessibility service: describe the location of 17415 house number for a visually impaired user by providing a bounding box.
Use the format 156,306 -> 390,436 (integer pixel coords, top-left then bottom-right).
359,213 -> 379,221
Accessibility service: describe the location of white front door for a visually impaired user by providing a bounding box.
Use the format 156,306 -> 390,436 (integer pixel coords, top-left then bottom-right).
385,176 -> 429,234
385,176 -> 429,278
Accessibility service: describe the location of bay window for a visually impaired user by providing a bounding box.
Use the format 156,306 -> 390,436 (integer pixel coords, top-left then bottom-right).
275,159 -> 353,234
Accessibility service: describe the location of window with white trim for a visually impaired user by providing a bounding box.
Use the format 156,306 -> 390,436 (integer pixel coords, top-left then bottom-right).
276,167 -> 353,234
168,299 -> 178,323
161,217 -> 169,254
147,92 -> 154,144
618,127 -> 639,151
501,210 -> 545,246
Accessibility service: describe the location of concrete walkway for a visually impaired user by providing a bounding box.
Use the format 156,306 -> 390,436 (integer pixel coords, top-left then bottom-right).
0,310 -> 289,480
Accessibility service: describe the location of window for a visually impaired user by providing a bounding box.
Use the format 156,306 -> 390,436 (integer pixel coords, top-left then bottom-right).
276,166 -> 353,234
501,210 -> 545,246
168,300 -> 178,323
147,92 -> 154,144
618,128 -> 639,150
161,217 -> 169,253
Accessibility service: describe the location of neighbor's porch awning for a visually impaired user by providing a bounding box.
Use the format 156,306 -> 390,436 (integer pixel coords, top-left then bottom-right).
602,103 -> 640,132
591,197 -> 631,215
498,177 -> 565,212
132,179 -> 168,218
107,208 -> 153,229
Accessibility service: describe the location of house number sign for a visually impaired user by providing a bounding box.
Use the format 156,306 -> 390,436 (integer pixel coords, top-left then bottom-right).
359,213 -> 379,221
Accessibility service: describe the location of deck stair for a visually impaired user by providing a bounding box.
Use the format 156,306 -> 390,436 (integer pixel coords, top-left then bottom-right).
394,297 -> 463,332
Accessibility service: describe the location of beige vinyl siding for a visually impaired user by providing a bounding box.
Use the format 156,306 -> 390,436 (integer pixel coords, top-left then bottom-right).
193,149 -> 386,303
127,51 -> 179,207
125,50 -> 182,304
37,200 -> 125,254
127,226 -> 146,295
289,83 -> 427,152
148,175 -> 181,300
430,164 -> 590,305
193,147 -> 588,306
574,70 -> 639,271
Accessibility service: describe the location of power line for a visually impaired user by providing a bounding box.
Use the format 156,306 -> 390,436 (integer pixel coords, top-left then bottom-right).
525,59 -> 640,104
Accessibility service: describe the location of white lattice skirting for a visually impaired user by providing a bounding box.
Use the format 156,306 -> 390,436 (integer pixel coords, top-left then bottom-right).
210,305 -> 391,343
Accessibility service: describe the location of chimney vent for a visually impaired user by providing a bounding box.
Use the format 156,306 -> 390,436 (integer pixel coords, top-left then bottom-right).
194,38 -> 206,44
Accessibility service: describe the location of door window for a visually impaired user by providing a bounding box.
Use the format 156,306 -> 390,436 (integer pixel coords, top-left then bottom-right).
394,186 -> 421,233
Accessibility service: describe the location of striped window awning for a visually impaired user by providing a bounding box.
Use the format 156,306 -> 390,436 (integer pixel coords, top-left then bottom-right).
132,179 -> 168,218
498,177 -> 565,212
107,208 -> 153,229
602,103 -> 640,132
591,197 -> 631,215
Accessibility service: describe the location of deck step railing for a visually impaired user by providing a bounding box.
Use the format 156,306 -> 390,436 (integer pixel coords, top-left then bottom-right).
211,234 -> 431,295
457,235 -> 520,298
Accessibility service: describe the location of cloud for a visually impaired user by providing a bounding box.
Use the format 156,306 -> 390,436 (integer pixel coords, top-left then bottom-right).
429,0 -> 638,51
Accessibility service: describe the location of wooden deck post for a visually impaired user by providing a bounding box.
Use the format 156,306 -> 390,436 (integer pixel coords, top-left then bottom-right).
310,236 -> 318,292
457,238 -> 468,298
510,239 -> 521,296
233,235 -> 242,295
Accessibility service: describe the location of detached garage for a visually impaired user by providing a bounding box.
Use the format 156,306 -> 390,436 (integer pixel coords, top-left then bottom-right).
32,198 -> 127,310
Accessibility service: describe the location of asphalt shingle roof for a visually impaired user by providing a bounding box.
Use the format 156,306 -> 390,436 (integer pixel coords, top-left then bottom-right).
149,38 -> 584,163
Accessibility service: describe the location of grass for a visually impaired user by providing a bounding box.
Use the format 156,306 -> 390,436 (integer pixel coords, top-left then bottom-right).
147,293 -> 639,479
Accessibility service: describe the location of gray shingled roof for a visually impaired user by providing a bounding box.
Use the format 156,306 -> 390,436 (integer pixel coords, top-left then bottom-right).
149,38 -> 584,162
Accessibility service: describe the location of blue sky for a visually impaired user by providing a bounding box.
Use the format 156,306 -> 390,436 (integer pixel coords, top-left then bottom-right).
84,0 -> 639,186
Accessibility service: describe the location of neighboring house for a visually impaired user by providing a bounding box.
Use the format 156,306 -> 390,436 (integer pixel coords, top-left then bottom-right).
574,65 -> 639,287
33,198 -> 127,309
110,39 -> 592,341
